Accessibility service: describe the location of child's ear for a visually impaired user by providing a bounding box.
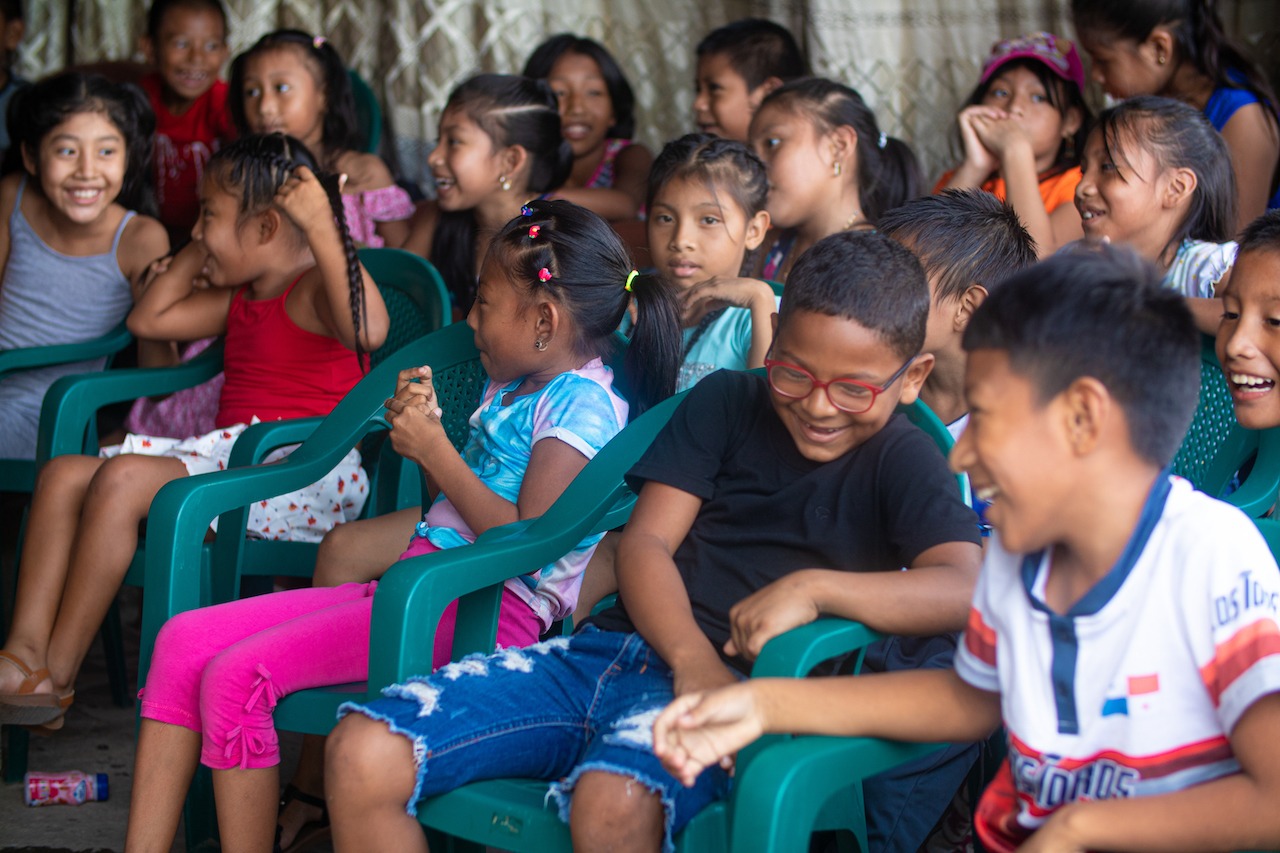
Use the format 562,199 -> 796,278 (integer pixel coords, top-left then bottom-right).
896,352 -> 935,406
19,142 -> 35,177
499,145 -> 530,189
954,284 -> 989,332
829,124 -> 858,176
1057,376 -> 1110,456
1061,105 -> 1084,140
1144,26 -> 1178,70
744,209 -> 771,251
255,208 -> 282,244
747,76 -> 784,111
1161,165 -> 1198,210
533,296 -> 560,344
138,33 -> 154,65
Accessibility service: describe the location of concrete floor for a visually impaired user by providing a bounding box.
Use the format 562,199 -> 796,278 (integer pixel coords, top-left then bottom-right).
0,587 -> 322,853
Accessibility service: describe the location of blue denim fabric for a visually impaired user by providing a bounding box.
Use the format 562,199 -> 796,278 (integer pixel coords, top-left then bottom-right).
338,627 -> 730,852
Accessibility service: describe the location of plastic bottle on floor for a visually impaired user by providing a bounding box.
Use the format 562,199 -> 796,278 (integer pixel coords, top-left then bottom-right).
23,771 -> 109,806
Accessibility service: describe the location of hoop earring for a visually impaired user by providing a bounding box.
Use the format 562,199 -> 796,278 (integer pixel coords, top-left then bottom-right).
499,175 -> 512,191
533,338 -> 547,351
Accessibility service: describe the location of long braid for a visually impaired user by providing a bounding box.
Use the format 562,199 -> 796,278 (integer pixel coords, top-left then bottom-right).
213,133 -> 368,368
313,168 -> 366,368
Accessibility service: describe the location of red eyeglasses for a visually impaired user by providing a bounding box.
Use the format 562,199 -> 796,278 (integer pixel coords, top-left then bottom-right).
763,356 -> 915,414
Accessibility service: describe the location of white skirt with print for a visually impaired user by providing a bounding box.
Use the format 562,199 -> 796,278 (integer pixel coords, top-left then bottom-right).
101,420 -> 366,543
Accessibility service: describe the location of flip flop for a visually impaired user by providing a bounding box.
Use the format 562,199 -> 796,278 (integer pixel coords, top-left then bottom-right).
0,651 -> 73,727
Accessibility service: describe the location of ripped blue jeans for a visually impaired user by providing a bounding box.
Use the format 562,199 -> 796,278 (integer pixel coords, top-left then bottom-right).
338,626 -> 731,851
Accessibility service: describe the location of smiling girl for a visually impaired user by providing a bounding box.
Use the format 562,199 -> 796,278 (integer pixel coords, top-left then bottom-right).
402,74 -> 571,314
522,34 -> 652,221
0,72 -> 169,460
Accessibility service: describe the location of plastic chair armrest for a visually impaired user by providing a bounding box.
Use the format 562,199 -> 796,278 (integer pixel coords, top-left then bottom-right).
750,619 -> 884,679
0,322 -> 133,380
1227,428 -> 1280,518
731,734 -> 944,853
227,417 -> 324,467
37,341 -> 225,461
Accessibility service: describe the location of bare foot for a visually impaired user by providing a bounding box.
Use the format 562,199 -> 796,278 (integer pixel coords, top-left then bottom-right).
277,785 -> 327,851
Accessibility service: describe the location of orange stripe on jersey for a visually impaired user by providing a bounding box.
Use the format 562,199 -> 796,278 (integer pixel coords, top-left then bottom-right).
964,607 -> 998,666
1007,731 -> 1234,780
1200,619 -> 1280,704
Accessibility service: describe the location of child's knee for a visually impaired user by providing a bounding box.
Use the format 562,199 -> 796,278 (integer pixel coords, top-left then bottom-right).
569,770 -> 665,850
33,454 -> 98,500
327,714 -> 416,797
313,523 -> 364,586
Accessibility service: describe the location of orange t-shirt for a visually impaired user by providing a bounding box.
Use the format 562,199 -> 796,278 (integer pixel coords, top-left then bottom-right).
932,166 -> 1082,213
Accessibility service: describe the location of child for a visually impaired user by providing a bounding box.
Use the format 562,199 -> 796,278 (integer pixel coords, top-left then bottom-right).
0,72 -> 169,460
644,132 -> 774,390
749,77 -> 922,282
1218,209 -> 1280,430
655,246 -> 1280,853
0,0 -> 26,159
1076,95 -> 1236,333
124,199 -> 683,852
522,34 -> 652,221
139,0 -> 235,243
0,133 -> 387,731
879,189 -> 1037,433
693,17 -> 807,142
937,32 -> 1091,257
402,73 -> 570,313
1072,0 -> 1280,229
325,231 -> 984,853
230,29 -> 413,249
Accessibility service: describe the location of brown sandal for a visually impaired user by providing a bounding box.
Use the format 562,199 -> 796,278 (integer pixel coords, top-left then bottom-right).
0,651 -> 74,727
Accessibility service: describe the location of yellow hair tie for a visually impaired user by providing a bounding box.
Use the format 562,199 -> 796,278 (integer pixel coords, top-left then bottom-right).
624,270 -> 639,292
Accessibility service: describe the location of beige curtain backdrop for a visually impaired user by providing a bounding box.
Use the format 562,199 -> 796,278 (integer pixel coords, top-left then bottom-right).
14,0 -> 1279,189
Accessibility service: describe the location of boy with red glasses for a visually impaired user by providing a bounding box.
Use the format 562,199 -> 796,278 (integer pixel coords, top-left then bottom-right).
326,231 -> 982,853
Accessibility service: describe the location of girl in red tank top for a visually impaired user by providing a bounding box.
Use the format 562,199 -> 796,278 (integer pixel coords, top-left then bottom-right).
0,133 -> 387,730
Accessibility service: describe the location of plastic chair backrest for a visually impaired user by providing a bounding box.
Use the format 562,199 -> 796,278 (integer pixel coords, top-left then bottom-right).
359,248 -> 450,366
347,68 -> 382,154
1171,336 -> 1256,497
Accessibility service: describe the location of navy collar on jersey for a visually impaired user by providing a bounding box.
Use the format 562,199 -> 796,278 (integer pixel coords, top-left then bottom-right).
1019,470 -> 1173,735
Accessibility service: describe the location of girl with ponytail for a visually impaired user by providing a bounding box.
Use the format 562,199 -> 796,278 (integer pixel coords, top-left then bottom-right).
746,77 -> 923,282
124,198 -> 681,853
1072,0 -> 1280,228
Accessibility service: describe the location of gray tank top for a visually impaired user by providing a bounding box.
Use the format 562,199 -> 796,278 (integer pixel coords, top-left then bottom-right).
0,177 -> 136,457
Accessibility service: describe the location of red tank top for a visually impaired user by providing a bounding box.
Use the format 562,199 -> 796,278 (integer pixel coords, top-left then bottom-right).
216,275 -> 366,428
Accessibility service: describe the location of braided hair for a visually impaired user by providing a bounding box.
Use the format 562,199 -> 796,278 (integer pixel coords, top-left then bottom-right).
646,133 -> 769,275
207,133 -> 368,367
488,199 -> 681,415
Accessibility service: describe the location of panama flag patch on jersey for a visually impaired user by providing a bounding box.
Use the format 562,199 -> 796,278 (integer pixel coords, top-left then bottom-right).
1101,673 -> 1161,717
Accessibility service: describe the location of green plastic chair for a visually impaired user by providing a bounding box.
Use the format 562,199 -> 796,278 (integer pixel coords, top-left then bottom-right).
348,68 -> 383,155
1169,335 -> 1280,517
351,397 -> 956,852
0,251 -> 448,784
0,321 -> 133,494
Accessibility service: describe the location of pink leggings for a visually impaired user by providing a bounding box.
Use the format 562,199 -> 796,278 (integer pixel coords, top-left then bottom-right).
140,541 -> 543,770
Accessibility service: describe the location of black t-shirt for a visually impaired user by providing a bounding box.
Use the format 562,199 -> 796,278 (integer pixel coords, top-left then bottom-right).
587,370 -> 982,673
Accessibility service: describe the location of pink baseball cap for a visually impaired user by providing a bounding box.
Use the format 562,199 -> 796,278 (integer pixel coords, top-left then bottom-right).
980,32 -> 1086,94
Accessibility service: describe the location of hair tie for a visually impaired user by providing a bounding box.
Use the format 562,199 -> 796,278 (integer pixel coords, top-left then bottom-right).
624,270 -> 639,292
528,224 -> 540,239
312,35 -> 327,49
520,205 -> 534,217
538,267 -> 553,283
877,132 -> 887,149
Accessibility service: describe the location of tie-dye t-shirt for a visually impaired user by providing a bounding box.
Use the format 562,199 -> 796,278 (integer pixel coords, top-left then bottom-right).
420,358 -> 628,628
